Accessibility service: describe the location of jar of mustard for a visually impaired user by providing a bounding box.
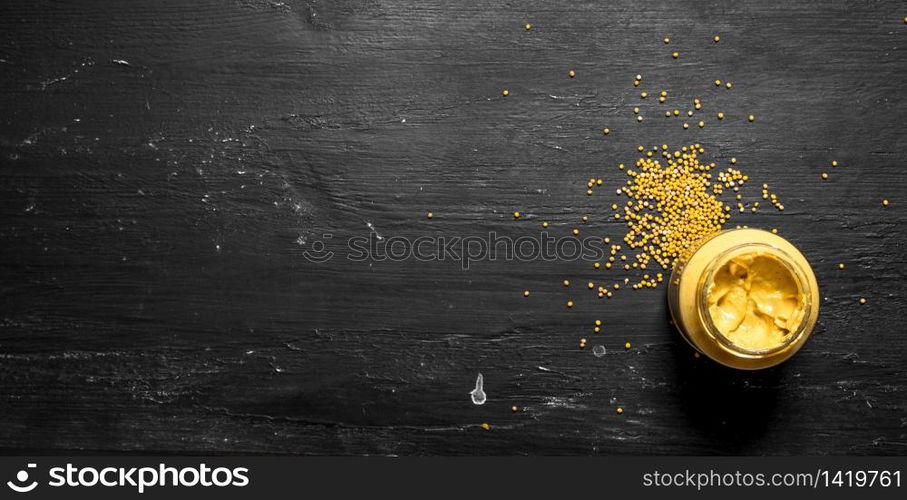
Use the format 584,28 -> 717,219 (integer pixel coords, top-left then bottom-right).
667,228 -> 820,369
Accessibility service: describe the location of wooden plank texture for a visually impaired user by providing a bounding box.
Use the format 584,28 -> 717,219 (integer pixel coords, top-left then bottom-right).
0,0 -> 905,455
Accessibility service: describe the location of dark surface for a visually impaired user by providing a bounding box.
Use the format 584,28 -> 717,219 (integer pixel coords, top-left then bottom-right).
1,0 -> 906,455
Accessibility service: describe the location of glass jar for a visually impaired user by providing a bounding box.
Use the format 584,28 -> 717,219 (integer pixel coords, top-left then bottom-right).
667,228 -> 820,369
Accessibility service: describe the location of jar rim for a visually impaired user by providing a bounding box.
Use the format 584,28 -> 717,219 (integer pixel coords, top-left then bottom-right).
695,241 -> 813,357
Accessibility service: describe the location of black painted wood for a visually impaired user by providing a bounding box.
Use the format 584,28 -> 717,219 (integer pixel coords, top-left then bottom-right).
1,0 -> 906,455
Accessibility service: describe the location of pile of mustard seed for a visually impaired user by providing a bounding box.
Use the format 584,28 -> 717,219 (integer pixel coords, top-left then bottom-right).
612,143 -> 782,289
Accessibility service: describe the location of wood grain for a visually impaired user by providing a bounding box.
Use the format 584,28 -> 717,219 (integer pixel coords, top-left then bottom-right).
0,0 -> 905,455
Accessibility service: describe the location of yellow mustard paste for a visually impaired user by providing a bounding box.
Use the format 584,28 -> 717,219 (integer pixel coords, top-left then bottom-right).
706,252 -> 806,352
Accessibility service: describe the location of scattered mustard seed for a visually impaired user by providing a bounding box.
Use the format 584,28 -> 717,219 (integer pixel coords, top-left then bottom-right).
637,116 -> 643,122
563,279 -> 570,287
640,91 -> 648,98
427,212 -> 433,219
568,69 -> 576,78
594,262 -> 601,269
542,221 -> 549,228
587,282 -> 594,289
672,51 -> 679,59
831,160 -> 838,167
882,199 -> 889,207
698,120 -> 705,128
748,114 -> 755,122
513,211 -> 521,219
859,298 -> 867,304
595,319 -> 602,326
566,300 -> 574,308
725,82 -> 733,89
717,112 -> 725,120
663,37 -> 670,44
713,35 -> 721,42
523,290 -> 530,297
821,173 -> 828,180
512,405 -> 519,412
501,89 -> 509,96
624,342 -> 632,349
714,79 -> 721,86
603,128 -> 611,135
524,23 -> 532,30
573,228 -> 580,236
481,423 -> 490,431
616,407 -> 624,414
683,122 -> 689,129
838,263 -> 845,270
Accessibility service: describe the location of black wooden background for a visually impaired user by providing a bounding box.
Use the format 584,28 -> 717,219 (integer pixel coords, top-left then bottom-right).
1,0 -> 906,455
